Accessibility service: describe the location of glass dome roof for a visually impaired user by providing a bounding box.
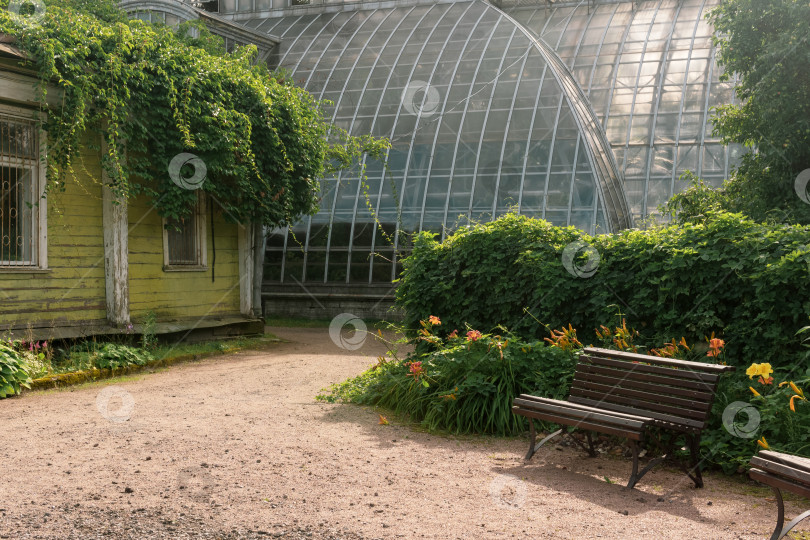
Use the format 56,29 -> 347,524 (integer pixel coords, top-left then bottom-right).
230,0 -> 740,286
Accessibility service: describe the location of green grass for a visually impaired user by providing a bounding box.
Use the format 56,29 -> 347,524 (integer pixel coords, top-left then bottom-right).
151,334 -> 280,360
32,334 -> 280,380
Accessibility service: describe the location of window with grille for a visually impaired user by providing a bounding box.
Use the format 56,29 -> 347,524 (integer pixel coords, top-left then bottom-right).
0,112 -> 43,268
163,194 -> 207,269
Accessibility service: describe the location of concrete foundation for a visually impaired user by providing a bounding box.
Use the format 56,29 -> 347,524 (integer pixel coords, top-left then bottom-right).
262,284 -> 401,322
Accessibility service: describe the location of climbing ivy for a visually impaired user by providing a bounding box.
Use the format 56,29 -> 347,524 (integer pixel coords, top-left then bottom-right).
0,0 -> 389,226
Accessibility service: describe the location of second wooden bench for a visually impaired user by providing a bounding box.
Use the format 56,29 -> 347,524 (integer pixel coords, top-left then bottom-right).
749,450 -> 810,540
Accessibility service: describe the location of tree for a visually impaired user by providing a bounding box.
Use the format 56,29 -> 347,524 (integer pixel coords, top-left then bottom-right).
0,0 -> 389,227
705,0 -> 810,223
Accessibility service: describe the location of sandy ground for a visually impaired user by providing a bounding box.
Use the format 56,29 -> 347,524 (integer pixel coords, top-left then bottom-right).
0,326 -> 807,540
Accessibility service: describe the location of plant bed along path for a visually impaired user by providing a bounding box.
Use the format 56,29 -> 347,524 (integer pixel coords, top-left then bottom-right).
0,327 -> 806,539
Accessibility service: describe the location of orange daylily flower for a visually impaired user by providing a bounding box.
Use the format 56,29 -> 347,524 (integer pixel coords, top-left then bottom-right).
749,386 -> 761,397
428,315 -> 441,326
757,437 -> 769,449
790,394 -> 807,412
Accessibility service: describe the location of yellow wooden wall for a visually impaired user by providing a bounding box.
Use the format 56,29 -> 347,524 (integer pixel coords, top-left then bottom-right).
127,194 -> 242,322
0,139 -> 108,331
0,140 -> 243,332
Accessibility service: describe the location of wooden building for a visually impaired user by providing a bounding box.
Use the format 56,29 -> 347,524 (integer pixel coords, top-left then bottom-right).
0,38 -> 263,341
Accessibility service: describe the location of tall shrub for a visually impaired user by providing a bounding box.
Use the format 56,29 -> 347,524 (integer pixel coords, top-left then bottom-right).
396,212 -> 810,370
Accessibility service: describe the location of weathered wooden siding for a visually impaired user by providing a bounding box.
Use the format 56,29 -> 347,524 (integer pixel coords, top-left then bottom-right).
127,195 -> 242,322
0,137 -> 108,331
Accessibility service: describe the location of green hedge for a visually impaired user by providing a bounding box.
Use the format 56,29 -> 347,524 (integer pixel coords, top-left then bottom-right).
396,212 -> 810,370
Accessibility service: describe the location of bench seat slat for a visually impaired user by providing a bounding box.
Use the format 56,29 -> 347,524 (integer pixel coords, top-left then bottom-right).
749,468 -> 810,500
576,365 -> 715,400
583,347 -> 735,374
751,456 -> 810,485
512,406 -> 645,441
568,395 -> 705,430
581,354 -> 720,384
513,397 -> 649,429
514,395 -> 653,422
570,378 -> 711,418
757,450 -> 810,475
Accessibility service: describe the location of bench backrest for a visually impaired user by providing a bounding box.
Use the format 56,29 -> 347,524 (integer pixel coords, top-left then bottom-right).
569,347 -> 735,432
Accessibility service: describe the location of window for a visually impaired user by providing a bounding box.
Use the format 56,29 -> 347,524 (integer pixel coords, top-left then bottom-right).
163,194 -> 207,269
0,110 -> 45,269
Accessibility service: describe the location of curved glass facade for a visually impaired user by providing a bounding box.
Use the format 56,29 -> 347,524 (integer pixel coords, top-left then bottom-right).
227,0 -> 740,288
508,0 -> 742,222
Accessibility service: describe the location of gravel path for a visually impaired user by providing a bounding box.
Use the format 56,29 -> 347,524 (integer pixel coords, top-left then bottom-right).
0,326 -> 807,539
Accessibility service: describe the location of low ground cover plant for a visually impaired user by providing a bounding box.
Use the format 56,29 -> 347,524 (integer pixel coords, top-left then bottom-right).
92,343 -> 153,370
0,333 -> 274,399
0,341 -> 34,397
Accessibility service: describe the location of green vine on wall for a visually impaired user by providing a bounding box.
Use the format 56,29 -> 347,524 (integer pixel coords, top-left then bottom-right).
0,0 -> 390,226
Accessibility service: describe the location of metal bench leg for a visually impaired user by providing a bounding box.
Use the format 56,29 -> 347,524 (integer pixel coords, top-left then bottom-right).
764,485 -> 810,540
687,433 -> 703,488
586,432 -> 597,457
524,420 -> 563,461
565,431 -> 598,457
627,440 -> 640,489
525,420 -> 537,460
778,508 -> 810,540
769,486 -> 785,540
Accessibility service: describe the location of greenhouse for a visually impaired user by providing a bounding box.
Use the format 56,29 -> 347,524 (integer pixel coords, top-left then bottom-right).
226,0 -> 741,291
123,0 -> 743,313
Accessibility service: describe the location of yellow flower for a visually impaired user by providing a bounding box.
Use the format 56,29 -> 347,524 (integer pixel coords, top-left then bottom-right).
757,437 -> 769,450
789,381 -> 805,398
759,363 -> 774,379
749,386 -> 761,397
746,363 -> 774,380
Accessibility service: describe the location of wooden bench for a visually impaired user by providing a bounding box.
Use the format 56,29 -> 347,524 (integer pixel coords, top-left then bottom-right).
749,450 -> 810,540
512,347 -> 735,488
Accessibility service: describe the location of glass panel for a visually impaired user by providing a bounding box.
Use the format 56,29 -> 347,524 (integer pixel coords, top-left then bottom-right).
350,250 -> 371,283
264,252 -> 282,283
371,251 -> 394,282
305,251 -> 326,283
283,249 -> 304,283
326,251 -> 348,283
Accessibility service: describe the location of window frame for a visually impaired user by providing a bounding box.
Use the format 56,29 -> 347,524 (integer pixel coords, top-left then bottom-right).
162,192 -> 208,271
0,104 -> 47,271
